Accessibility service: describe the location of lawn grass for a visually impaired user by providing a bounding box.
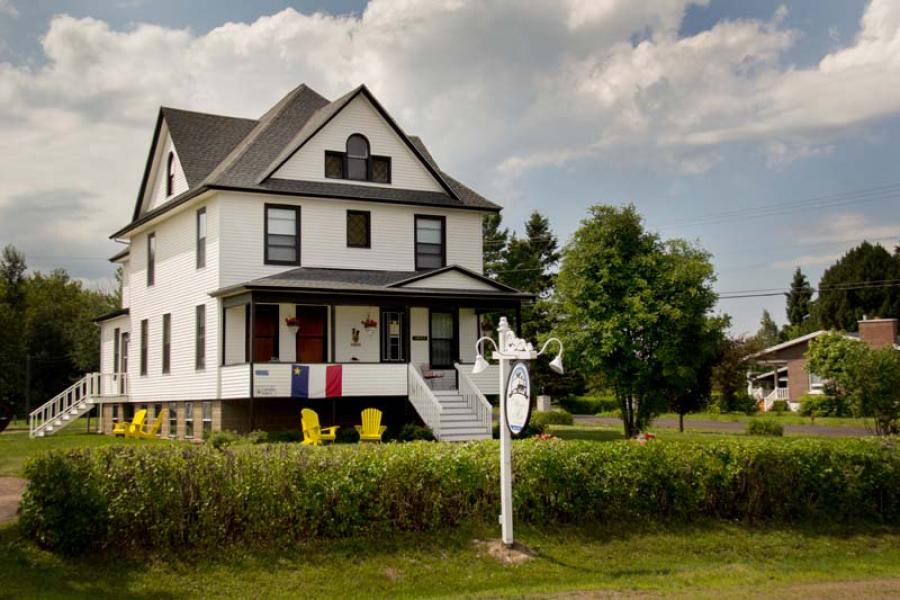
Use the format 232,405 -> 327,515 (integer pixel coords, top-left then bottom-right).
0,424 -> 172,478
594,410 -> 869,429
2,520 -> 898,598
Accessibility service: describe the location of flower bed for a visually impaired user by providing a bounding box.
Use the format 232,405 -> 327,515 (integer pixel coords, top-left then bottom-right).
20,438 -> 900,554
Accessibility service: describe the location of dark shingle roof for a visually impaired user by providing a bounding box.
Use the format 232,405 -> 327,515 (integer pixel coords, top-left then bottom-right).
119,83 -> 500,237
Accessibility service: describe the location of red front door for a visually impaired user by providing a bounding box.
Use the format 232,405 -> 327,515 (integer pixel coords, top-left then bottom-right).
296,306 -> 327,363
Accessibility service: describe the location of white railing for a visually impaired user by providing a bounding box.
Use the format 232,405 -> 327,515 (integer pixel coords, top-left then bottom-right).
407,364 -> 443,439
763,387 -> 789,412
455,363 -> 493,433
29,372 -> 127,438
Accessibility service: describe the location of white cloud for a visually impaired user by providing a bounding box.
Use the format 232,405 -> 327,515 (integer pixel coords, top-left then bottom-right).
0,0 -> 17,17
1,0 -> 900,278
797,213 -> 900,246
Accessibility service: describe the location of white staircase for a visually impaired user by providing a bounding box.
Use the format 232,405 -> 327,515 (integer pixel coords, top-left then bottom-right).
29,372 -> 126,438
406,364 -> 493,442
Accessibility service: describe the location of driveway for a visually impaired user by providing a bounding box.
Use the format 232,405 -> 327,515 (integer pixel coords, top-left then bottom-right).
0,477 -> 26,525
574,416 -> 873,437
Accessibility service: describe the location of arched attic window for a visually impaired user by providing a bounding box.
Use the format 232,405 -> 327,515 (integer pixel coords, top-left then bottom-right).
345,134 -> 369,181
165,151 -> 175,197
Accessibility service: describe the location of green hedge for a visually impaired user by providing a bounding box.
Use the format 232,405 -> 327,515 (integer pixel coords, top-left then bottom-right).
559,395 -> 619,414
747,420 -> 784,437
20,438 -> 900,554
530,409 -> 574,427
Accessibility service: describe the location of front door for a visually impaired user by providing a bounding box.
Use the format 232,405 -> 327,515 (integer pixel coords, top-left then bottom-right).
429,310 -> 456,368
296,305 -> 327,363
253,304 -> 279,362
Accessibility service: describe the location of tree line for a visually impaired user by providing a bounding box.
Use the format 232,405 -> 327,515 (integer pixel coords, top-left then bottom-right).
0,245 -> 118,418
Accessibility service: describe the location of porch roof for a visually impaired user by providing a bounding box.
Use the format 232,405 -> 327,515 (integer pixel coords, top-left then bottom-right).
210,265 -> 532,303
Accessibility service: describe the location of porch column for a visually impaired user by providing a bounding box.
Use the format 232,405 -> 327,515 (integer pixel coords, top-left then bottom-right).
248,295 -> 256,431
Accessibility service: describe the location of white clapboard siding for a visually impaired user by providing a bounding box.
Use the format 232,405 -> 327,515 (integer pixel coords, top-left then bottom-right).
120,262 -> 131,308
251,363 -> 407,397
458,309 -> 478,363
272,94 -> 443,192
145,123 -> 189,212
334,306 -> 380,363
217,191 -> 486,287
220,364 -> 250,399
402,270 -> 497,291
224,305 -> 246,365
465,363 -> 500,395
99,316 -> 129,374
126,198 -> 221,402
409,307 -> 429,367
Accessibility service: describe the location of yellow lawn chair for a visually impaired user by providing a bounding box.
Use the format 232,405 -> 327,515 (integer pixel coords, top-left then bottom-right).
301,408 -> 338,446
112,409 -> 147,438
134,408 -> 167,440
355,408 -> 386,442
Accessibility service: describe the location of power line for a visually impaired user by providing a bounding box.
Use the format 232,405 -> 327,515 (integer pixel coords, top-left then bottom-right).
718,279 -> 900,300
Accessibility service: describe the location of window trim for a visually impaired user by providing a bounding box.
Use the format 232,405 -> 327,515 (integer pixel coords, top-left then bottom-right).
370,155 -> 392,184
202,401 -> 212,434
147,232 -> 156,286
345,133 -> 371,181
168,402 -> 178,439
195,304 -> 206,371
414,214 -> 446,271
196,207 -> 207,269
322,134 -> 391,184
263,203 -> 302,266
184,402 -> 194,440
162,313 -> 171,375
324,150 -> 344,180
139,319 -> 148,376
166,151 -> 175,197
346,210 -> 371,249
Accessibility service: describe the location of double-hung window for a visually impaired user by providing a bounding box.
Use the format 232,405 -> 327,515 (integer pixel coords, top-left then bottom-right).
195,305 -> 206,370
415,215 -> 445,270
140,319 -> 148,376
168,402 -> 177,439
264,205 -> 300,265
162,313 -> 171,374
196,207 -> 207,269
184,402 -> 194,439
202,402 -> 212,435
147,232 -> 156,286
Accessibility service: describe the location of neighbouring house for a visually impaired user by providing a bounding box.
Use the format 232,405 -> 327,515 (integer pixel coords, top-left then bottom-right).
29,83 -> 531,441
747,317 -> 899,412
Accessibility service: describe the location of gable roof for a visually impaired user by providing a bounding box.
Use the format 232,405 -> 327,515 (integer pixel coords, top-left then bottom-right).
117,84 -> 499,239
387,265 -> 520,293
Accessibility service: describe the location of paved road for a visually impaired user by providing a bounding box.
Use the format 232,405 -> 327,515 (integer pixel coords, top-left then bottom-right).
0,477 -> 26,525
574,416 -> 873,437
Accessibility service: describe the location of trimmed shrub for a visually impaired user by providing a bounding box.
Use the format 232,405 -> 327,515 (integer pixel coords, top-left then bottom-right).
20,438 -> 900,554
770,400 -> 789,413
205,430 -> 242,449
559,395 -> 618,415
396,424 -> 435,441
801,394 -> 853,418
747,420 -> 784,437
530,409 -> 574,427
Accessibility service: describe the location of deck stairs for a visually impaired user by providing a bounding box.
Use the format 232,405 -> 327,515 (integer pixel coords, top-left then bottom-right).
29,373 -> 125,438
407,364 -> 493,441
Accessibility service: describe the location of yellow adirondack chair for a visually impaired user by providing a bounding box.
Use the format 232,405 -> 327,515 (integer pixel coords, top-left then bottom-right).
355,408 -> 387,442
301,408 -> 338,446
112,409 -> 147,438
134,408 -> 167,440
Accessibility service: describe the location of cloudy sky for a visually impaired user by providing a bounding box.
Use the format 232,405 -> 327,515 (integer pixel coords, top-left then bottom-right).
1,0 -> 899,333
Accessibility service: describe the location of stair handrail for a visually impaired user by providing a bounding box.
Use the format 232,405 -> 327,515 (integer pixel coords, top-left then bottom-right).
407,364 -> 443,439
455,363 -> 493,432
28,372 -> 129,438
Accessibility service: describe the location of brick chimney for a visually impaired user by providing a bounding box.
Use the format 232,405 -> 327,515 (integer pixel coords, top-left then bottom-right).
858,317 -> 899,349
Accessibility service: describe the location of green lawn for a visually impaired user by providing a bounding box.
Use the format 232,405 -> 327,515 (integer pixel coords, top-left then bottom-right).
0,425 -> 172,478
594,410 -> 870,429
2,520 -> 898,598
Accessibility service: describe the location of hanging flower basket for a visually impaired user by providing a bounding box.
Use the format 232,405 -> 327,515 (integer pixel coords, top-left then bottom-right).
285,316 -> 300,335
361,317 -> 378,335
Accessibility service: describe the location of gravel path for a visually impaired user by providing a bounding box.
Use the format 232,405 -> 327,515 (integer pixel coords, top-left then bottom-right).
0,477 -> 26,525
574,416 -> 873,437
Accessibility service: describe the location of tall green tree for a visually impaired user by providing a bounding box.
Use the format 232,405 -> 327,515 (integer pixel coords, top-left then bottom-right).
482,213 -> 508,279
711,335 -> 763,413
753,310 -> 780,348
815,241 -> 900,331
786,267 -> 814,326
555,204 -> 720,437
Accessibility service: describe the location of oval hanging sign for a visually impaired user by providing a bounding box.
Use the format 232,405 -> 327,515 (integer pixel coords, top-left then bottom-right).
505,362 -> 531,436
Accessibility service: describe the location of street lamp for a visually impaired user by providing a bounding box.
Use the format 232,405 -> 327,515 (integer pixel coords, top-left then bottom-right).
473,316 -> 564,547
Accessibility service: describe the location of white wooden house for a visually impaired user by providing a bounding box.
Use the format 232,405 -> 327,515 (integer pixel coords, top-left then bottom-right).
29,84 -> 529,441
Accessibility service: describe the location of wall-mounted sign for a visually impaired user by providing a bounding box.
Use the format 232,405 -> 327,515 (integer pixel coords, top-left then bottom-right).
505,362 -> 531,436
412,335 -> 428,341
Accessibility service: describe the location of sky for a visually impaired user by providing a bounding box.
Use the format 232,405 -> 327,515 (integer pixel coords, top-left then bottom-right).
0,0 -> 898,334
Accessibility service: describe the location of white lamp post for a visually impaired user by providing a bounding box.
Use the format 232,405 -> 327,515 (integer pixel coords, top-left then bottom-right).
473,316 -> 563,547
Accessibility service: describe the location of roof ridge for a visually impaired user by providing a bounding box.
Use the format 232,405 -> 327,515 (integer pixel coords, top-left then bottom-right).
160,106 -> 258,123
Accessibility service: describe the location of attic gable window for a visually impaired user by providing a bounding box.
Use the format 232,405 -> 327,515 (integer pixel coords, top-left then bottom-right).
166,151 -> 175,197
323,134 -> 391,184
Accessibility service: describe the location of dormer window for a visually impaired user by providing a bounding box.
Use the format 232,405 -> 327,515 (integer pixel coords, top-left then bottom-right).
166,151 -> 175,197
324,134 -> 391,184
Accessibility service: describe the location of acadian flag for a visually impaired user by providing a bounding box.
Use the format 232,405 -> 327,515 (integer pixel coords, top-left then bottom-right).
291,364 -> 343,399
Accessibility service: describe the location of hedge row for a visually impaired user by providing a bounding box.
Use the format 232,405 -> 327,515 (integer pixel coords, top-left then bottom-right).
20,438 -> 900,554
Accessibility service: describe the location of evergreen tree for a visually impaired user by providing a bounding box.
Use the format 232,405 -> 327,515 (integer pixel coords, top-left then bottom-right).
816,241 -> 900,331
754,310 -> 780,348
0,244 -> 27,310
786,267 -> 813,326
481,213 -> 508,279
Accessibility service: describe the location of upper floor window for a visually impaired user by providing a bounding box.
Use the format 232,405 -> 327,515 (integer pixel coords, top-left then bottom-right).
196,207 -> 207,269
265,204 -> 301,266
415,215 -> 445,271
324,134 -> 391,184
166,151 -> 175,197
346,210 -> 371,248
139,319 -> 148,376
162,313 -> 171,375
147,232 -> 156,286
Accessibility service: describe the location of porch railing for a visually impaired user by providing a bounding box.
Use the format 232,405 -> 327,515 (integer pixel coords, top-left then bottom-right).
763,387 -> 789,412
407,364 -> 443,439
455,363 -> 494,433
30,372 -> 127,438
